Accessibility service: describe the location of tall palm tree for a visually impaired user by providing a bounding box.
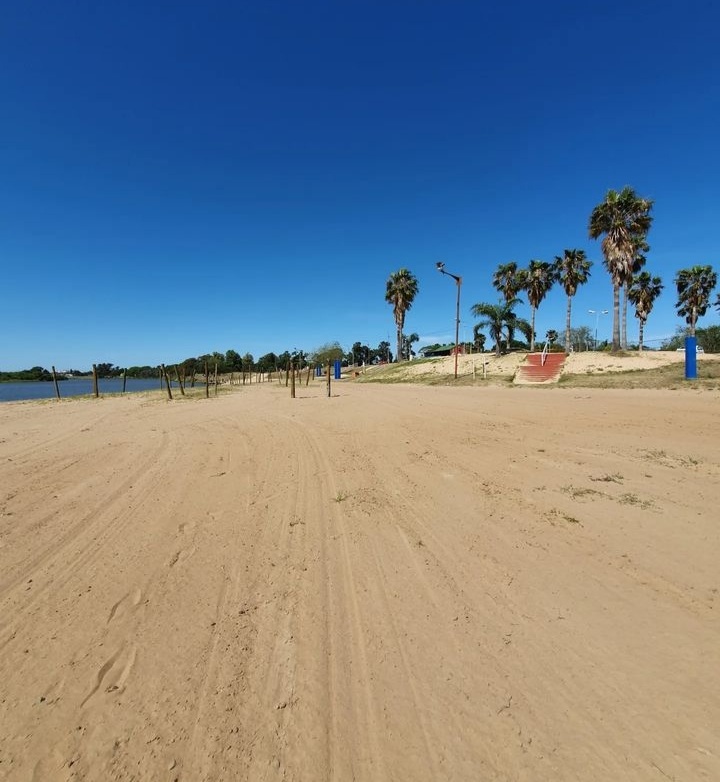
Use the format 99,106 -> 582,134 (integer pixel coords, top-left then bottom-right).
385,268 -> 419,362
470,300 -> 531,356
675,265 -> 717,335
492,262 -> 524,304
627,271 -> 663,351
553,249 -> 592,355
621,239 -> 649,349
520,260 -> 556,352
589,187 -> 653,351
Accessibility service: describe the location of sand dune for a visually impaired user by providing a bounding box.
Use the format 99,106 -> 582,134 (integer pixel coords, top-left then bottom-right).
1,381 -> 718,780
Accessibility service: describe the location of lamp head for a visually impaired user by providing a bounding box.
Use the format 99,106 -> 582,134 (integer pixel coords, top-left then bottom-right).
436,261 -> 445,271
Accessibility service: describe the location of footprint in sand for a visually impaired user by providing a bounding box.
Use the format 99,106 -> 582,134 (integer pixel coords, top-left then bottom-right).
81,644 -> 137,707
107,587 -> 143,624
167,547 -> 195,568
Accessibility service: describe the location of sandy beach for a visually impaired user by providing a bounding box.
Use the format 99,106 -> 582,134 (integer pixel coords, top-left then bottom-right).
1,378 -> 719,781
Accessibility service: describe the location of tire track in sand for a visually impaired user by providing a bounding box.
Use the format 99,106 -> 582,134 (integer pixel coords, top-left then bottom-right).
289,416 -> 389,781
182,415 -> 308,780
0,430 -> 175,651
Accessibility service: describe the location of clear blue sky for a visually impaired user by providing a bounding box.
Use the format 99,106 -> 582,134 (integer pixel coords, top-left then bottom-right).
2,0 -> 719,370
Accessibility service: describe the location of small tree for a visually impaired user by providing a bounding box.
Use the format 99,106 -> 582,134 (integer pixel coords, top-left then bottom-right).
554,249 -> 591,355
311,342 -> 345,366
675,265 -> 717,335
376,341 -> 392,363
401,332 -> 419,360
519,260 -> 557,352
471,300 -> 531,356
472,324 -> 486,353
628,271 -> 663,351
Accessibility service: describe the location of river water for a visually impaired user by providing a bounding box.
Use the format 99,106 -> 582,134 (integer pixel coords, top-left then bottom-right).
0,377 -> 183,403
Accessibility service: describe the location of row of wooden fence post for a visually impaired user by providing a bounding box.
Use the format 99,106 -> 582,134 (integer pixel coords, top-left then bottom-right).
46,360 -> 335,402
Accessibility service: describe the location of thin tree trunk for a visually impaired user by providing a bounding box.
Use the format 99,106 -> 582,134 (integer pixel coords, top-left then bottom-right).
565,296 -> 572,354
621,282 -> 628,350
396,323 -> 403,363
530,306 -> 536,352
638,319 -> 644,352
612,283 -> 621,351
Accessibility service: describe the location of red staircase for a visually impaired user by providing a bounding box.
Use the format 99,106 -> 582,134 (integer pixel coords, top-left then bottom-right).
514,352 -> 566,384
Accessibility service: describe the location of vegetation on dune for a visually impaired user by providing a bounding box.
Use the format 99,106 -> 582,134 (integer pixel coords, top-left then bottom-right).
354,352 -> 720,390
559,359 -> 720,390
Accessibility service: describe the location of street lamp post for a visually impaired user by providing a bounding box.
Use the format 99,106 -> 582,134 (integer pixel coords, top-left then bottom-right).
436,261 -> 462,379
588,309 -> 609,350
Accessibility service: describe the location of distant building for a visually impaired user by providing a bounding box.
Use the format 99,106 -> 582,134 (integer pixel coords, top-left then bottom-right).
419,343 -> 466,358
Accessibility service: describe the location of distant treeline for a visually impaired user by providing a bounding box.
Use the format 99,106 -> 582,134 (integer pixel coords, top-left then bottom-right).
0,366 -> 61,382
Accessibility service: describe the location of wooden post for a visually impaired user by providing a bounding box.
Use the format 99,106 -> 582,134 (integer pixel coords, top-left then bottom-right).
51,366 -> 61,400
290,361 -> 296,398
306,365 -> 311,386
161,364 -> 173,400
175,365 -> 185,396
204,361 -> 210,398
122,368 -> 127,393
326,361 -> 331,398
214,362 -> 219,396
92,364 -> 99,398
159,367 -> 163,389
285,364 -> 289,387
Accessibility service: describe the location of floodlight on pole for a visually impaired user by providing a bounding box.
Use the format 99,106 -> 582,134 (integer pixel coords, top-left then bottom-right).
436,261 -> 462,379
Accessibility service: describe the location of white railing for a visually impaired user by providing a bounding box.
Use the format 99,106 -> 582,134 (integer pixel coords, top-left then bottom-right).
541,342 -> 549,366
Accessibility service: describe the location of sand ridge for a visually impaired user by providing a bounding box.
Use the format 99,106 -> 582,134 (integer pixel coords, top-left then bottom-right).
366,349 -> 713,381
1,382 -> 719,780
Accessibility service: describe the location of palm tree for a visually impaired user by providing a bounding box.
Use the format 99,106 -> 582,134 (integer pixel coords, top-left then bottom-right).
470,300 -> 531,356
401,332 -> 420,360
385,269 -> 419,362
553,249 -> 591,355
589,187 -> 653,351
492,262 -> 524,304
622,240 -> 648,349
627,271 -> 663,351
520,260 -> 556,352
675,265 -> 717,335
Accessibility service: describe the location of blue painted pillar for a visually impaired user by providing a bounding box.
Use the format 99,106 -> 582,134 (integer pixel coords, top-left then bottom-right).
316,365 -> 322,377
334,360 -> 341,380
685,336 -> 697,380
